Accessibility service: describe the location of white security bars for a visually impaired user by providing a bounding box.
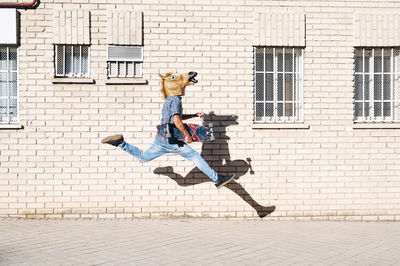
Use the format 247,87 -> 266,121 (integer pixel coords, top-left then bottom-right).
55,45 -> 90,78
354,48 -> 400,122
107,45 -> 143,78
0,46 -> 18,124
254,47 -> 304,122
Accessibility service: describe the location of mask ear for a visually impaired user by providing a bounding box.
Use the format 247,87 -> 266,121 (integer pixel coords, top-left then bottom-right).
158,74 -> 165,79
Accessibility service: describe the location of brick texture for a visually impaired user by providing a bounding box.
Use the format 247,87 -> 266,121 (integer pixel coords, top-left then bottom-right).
354,13 -> 400,47
54,9 -> 90,44
253,12 -> 305,46
107,9 -> 143,45
1,0 -> 400,220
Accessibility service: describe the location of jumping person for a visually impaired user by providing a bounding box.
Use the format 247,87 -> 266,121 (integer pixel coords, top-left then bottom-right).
101,72 -> 235,189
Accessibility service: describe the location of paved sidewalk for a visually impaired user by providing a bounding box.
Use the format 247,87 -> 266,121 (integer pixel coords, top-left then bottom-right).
0,219 -> 399,266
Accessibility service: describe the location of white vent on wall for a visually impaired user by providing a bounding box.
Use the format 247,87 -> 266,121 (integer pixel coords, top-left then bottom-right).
107,45 -> 143,78
0,9 -> 18,44
107,46 -> 143,61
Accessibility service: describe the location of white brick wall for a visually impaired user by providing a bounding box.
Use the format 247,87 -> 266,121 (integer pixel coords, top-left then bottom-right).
107,9 -> 143,45
354,13 -> 400,47
253,12 -> 305,46
1,0 -> 400,220
54,9 -> 91,44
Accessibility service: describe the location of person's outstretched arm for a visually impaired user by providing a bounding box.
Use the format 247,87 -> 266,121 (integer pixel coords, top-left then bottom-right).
182,112 -> 205,120
173,114 -> 192,143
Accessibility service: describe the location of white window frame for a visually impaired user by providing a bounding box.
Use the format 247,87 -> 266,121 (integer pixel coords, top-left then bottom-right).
354,47 -> 400,122
54,44 -> 90,78
107,45 -> 143,78
0,46 -> 18,124
254,47 -> 304,123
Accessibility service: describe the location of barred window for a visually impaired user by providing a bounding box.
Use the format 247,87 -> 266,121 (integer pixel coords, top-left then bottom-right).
55,45 -> 90,78
254,47 -> 304,122
354,48 -> 400,122
0,46 -> 18,124
107,45 -> 143,78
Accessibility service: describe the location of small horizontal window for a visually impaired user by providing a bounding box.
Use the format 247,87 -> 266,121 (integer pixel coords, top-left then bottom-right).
107,45 -> 143,78
55,45 -> 90,78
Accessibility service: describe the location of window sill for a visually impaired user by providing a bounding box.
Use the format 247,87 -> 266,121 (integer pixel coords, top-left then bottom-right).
52,78 -> 95,84
353,123 -> 400,129
0,123 -> 24,130
104,78 -> 148,85
252,123 -> 310,129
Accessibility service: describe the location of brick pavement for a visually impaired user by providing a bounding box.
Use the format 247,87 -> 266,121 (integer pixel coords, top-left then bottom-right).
0,218 -> 399,265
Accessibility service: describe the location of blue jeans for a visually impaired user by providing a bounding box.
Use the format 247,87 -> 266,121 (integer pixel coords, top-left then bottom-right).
119,141 -> 218,183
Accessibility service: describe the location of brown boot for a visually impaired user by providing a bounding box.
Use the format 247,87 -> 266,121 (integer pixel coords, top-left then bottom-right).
215,174 -> 235,189
101,134 -> 124,147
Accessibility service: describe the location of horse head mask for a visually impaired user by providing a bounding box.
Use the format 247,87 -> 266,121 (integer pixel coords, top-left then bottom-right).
159,72 -> 198,99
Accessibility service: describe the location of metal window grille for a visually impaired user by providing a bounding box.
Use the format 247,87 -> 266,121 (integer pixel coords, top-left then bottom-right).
107,45 -> 143,78
254,47 -> 304,122
55,45 -> 90,78
0,46 -> 18,124
354,48 -> 400,122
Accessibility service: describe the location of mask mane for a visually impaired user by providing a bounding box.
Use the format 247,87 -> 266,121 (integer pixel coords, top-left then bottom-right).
159,72 -> 173,99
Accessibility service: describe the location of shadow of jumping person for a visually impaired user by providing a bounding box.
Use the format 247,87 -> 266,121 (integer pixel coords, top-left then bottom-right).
153,112 -> 276,218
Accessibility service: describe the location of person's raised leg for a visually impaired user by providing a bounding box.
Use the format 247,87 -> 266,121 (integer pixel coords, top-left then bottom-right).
176,144 -> 234,189
102,135 -> 168,163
